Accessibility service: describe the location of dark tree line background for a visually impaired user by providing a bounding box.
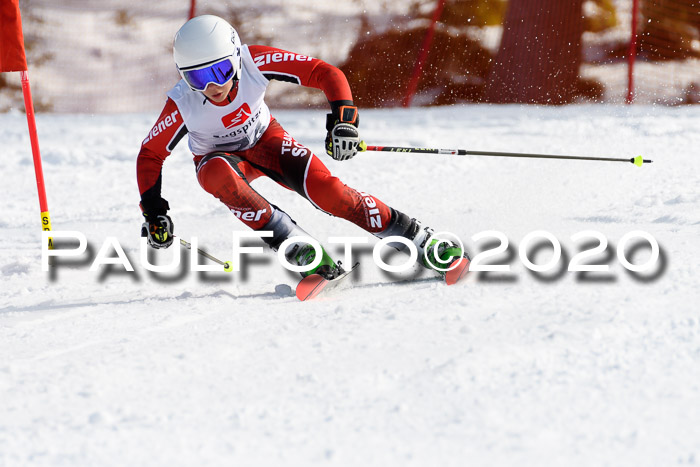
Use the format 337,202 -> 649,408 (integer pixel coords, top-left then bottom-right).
484,0 -> 585,104
3,0 -> 698,111
341,0 -> 700,107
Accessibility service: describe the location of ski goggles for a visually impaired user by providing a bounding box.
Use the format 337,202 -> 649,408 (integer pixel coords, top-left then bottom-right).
180,57 -> 237,92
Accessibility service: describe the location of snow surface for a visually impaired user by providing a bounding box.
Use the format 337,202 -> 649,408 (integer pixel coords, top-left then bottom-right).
1,104 -> 700,466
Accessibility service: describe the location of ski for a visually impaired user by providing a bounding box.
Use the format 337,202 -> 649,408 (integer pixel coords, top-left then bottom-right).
295,263 -> 359,301
444,256 -> 470,285
295,255 -> 468,301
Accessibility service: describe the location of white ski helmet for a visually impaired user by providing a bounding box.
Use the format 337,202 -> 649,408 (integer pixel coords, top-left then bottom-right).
173,15 -> 242,91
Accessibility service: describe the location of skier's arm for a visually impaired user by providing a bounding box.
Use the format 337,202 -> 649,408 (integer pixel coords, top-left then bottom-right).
136,98 -> 188,215
249,45 -> 360,160
137,98 -> 187,249
249,45 -> 353,103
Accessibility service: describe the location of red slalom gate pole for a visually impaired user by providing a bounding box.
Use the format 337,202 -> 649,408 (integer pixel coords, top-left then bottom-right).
20,70 -> 53,248
402,0 -> 446,108
189,0 -> 196,19
626,0 -> 639,104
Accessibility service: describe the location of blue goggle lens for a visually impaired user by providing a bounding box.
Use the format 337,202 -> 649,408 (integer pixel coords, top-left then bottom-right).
182,59 -> 235,91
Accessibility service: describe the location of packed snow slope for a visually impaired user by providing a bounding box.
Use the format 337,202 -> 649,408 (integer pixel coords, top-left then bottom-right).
1,104 -> 699,466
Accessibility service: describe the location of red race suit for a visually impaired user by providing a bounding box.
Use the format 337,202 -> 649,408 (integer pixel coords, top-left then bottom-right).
137,45 -> 391,233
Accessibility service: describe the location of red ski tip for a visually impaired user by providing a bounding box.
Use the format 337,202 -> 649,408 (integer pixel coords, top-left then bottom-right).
295,274 -> 329,301
445,257 -> 470,286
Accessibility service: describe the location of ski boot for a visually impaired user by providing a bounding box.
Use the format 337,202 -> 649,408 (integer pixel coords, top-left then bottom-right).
258,208 -> 344,279
287,242 -> 345,279
376,209 -> 470,283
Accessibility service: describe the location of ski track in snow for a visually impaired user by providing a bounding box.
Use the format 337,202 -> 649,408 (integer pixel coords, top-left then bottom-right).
1,104 -> 700,466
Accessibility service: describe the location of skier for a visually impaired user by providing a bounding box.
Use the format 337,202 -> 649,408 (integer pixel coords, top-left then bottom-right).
137,14 -> 468,281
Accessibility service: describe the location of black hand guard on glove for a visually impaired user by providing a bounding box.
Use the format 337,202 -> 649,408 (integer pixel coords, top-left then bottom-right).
140,197 -> 174,249
142,213 -> 174,249
325,102 -> 360,161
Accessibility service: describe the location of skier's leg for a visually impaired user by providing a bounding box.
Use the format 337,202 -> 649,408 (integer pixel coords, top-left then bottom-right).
196,152 -> 339,278
196,153 -> 272,230
285,147 -> 466,275
237,120 -> 393,234
302,155 -> 392,233
375,209 -> 469,275
232,121 -> 466,275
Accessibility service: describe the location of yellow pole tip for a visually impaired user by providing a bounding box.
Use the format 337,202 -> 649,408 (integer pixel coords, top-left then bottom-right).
359,140 -> 367,152
224,261 -> 233,272
633,155 -> 644,167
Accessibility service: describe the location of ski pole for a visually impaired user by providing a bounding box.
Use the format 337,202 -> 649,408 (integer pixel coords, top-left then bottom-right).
359,143 -> 652,166
179,237 -> 233,272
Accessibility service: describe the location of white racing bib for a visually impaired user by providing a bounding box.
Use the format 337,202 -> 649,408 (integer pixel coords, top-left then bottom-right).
167,45 -> 272,155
